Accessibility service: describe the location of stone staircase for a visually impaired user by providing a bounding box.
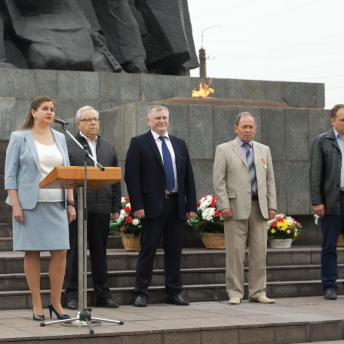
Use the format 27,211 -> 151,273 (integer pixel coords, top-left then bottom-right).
0,141 -> 13,256
0,246 -> 342,310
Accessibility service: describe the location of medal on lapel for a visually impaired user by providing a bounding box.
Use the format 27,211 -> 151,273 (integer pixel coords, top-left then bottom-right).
261,158 -> 267,170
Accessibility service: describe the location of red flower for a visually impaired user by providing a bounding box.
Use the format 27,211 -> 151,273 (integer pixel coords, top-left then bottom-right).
124,196 -> 130,201
125,216 -> 133,224
293,220 -> 298,225
210,198 -> 216,207
277,217 -> 284,222
120,227 -> 126,232
124,205 -> 131,214
214,211 -> 221,217
271,221 -> 277,227
196,201 -> 201,206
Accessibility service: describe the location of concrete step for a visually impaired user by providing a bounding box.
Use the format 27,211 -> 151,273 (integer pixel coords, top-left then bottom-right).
0,263 -> 342,293
0,234 -> 124,252
0,210 -> 12,223
0,223 -> 12,237
0,238 -> 12,251
0,278 -> 340,310
0,246 -> 334,274
0,246 -> 333,275
0,246 -> 337,310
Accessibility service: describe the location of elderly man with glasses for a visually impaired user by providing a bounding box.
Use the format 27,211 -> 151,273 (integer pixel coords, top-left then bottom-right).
64,106 -> 121,309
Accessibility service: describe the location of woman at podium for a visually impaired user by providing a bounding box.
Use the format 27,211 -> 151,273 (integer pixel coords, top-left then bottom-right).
4,95 -> 76,321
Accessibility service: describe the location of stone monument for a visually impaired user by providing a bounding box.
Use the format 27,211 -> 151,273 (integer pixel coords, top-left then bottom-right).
0,0 -> 199,75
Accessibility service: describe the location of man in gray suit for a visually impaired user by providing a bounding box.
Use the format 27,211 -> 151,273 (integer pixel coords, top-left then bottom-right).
213,112 -> 277,305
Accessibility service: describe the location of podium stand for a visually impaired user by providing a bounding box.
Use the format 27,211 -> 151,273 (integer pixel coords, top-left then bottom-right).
38,166 -> 123,332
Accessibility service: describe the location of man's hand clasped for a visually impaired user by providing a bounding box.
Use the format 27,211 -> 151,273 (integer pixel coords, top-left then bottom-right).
221,208 -> 233,219
134,209 -> 145,219
313,204 -> 325,218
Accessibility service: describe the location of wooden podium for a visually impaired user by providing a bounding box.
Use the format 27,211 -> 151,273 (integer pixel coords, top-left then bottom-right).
40,166 -> 121,190
39,166 -> 122,329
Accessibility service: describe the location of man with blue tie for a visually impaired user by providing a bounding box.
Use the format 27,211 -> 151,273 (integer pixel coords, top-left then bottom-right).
124,105 -> 197,307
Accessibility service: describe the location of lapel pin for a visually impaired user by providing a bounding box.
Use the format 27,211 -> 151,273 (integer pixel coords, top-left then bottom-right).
261,158 -> 267,170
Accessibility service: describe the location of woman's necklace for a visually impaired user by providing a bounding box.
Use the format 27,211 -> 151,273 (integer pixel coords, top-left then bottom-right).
32,129 -> 55,145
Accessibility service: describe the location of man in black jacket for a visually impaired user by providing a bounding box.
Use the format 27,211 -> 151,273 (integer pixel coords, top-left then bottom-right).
310,104 -> 344,300
64,106 -> 121,309
124,105 -> 197,307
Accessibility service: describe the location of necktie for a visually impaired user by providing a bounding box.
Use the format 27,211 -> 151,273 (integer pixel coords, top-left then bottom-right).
243,143 -> 257,193
159,136 -> 175,192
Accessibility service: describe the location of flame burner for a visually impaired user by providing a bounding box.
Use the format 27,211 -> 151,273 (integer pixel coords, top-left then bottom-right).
159,97 -> 291,108
192,78 -> 214,98
188,78 -> 291,107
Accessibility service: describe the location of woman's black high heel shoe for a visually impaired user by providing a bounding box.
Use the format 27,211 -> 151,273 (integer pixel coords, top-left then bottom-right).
33,313 -> 45,321
48,302 -> 71,320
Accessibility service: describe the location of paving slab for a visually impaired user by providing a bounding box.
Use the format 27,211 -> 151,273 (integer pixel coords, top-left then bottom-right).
0,296 -> 344,343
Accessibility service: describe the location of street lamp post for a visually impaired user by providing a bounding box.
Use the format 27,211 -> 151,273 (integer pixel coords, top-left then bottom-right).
199,25 -> 221,78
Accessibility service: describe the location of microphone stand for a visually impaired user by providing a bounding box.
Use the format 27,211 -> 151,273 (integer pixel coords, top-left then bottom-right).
40,121 -> 123,333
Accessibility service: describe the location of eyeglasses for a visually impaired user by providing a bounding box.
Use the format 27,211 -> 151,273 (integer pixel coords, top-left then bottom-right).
79,118 -> 100,123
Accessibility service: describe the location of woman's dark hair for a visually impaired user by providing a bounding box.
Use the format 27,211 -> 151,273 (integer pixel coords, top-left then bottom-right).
20,95 -> 55,130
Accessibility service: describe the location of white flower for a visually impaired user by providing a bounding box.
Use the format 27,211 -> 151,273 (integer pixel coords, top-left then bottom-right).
314,214 -> 322,225
117,209 -> 128,222
202,207 -> 215,221
199,198 -> 211,211
132,218 -> 140,226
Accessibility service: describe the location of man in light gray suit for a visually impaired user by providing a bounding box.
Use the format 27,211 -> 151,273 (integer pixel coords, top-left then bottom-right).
213,112 -> 277,305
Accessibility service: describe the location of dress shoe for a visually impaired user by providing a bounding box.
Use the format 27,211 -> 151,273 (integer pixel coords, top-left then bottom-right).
228,297 -> 241,305
66,298 -> 78,310
96,297 -> 119,308
166,294 -> 189,306
33,313 -> 45,321
250,296 -> 275,304
48,302 -> 71,319
324,289 -> 337,300
134,295 -> 147,307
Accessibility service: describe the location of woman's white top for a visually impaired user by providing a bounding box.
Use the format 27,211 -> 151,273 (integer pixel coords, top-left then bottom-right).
35,141 -> 64,202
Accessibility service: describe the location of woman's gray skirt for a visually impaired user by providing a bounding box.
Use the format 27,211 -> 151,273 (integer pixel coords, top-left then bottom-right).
13,201 -> 70,251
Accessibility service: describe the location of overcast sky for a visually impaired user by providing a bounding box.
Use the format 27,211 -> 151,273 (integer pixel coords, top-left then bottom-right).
188,0 -> 343,109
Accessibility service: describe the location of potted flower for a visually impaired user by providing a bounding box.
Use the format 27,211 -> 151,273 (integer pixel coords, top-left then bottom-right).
110,196 -> 142,251
187,194 -> 225,249
267,214 -> 302,248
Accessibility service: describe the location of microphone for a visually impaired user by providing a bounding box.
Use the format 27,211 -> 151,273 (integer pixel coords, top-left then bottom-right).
54,117 -> 69,125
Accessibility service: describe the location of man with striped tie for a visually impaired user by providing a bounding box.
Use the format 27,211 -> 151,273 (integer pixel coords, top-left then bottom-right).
125,105 -> 197,307
213,112 -> 277,305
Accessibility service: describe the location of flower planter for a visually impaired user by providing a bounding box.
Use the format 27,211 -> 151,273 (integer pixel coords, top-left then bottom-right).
121,234 -> 141,252
269,238 -> 292,249
201,233 -> 225,249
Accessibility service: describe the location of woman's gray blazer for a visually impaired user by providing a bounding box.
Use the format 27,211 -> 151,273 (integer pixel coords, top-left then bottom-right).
4,129 -> 70,209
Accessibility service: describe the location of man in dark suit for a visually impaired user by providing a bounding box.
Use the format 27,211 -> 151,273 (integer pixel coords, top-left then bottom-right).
310,104 -> 344,300
64,106 -> 121,309
124,105 -> 197,307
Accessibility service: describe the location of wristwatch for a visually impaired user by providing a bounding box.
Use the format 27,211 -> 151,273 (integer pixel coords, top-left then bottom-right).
67,201 -> 76,207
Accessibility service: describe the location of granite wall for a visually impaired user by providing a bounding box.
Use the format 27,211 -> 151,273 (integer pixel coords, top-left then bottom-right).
0,68 -> 325,139
99,102 -> 331,246
0,68 -> 328,245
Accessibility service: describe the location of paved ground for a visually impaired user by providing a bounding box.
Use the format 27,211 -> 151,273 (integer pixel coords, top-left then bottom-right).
1,295 -> 344,343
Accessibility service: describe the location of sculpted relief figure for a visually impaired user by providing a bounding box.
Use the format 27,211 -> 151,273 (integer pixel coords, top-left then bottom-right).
0,0 -> 198,75
0,0 -> 121,72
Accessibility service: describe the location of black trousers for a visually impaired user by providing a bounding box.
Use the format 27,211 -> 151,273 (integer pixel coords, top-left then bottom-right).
134,197 -> 184,298
64,213 -> 111,299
